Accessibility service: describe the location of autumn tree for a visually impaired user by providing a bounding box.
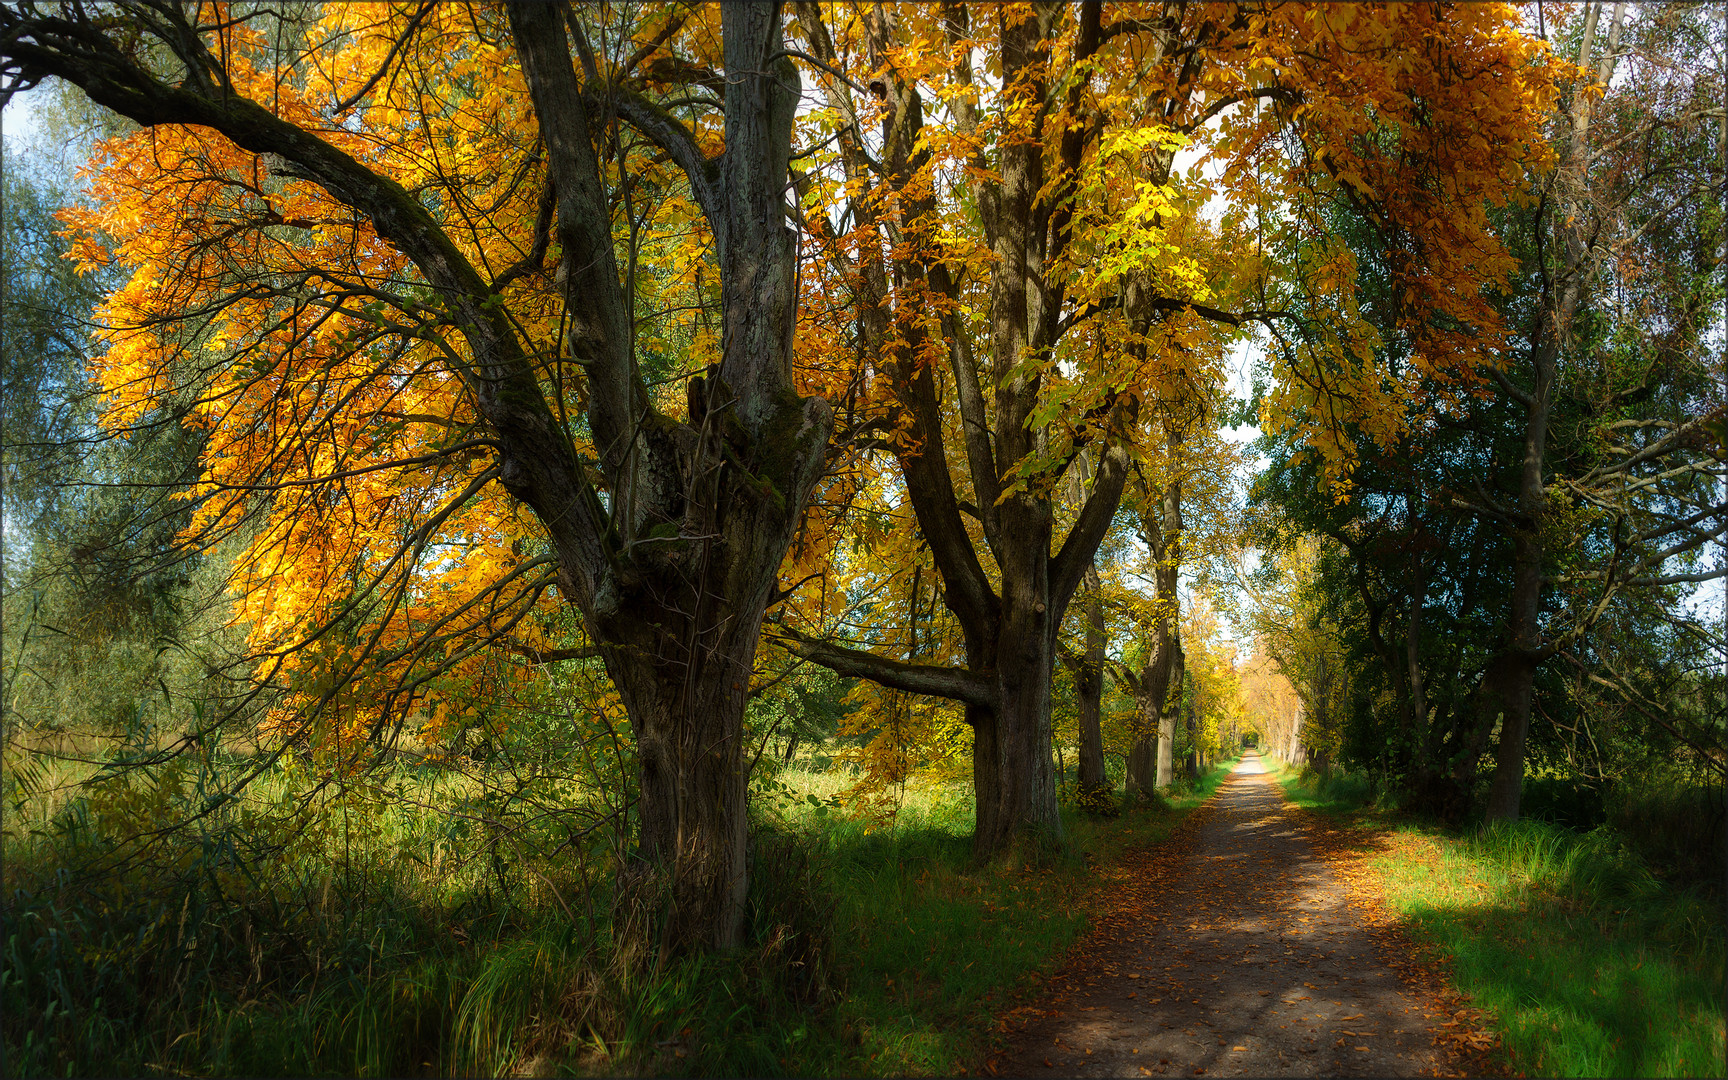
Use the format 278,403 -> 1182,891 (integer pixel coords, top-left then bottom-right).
771,0 -> 1553,857
1,0 -> 840,950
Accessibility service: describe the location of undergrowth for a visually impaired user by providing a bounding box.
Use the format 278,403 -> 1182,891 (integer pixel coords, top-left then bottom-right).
2,753 -> 1239,1077
1272,760 -> 1727,1078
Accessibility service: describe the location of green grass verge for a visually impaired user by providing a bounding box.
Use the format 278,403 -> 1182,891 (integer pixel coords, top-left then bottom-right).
1271,761 -> 1727,1078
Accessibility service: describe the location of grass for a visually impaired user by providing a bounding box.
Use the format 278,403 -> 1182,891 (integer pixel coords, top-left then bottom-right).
1272,760 -> 1727,1078
2,744 -> 1241,1078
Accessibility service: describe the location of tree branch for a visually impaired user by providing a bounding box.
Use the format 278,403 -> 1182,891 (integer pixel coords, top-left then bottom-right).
603,84 -> 725,247
769,625 -> 1000,710
1051,404 -> 1136,620
499,640 -> 602,664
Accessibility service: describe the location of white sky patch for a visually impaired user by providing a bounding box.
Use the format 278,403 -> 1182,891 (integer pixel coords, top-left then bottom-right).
1,85 -> 45,156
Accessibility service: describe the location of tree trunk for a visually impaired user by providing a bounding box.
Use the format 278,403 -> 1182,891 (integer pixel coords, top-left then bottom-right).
1482,536 -> 1548,823
1482,1 -> 1622,825
1074,563 -> 1109,810
1162,639 -> 1186,787
1481,289 -> 1563,824
1181,667 -> 1199,779
606,640 -> 751,953
1127,735 -> 1156,798
972,544 -> 1064,856
969,701 -> 1003,850
598,396 -> 830,940
971,651 -> 1063,855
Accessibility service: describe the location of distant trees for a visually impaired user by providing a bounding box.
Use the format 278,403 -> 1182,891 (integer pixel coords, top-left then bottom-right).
2,117 -> 228,743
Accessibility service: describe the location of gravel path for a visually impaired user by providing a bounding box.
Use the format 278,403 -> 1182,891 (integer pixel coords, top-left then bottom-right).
991,753 -> 1449,1077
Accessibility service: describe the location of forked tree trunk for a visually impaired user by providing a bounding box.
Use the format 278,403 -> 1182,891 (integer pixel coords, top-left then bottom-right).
596,402 -> 827,948
510,0 -> 832,948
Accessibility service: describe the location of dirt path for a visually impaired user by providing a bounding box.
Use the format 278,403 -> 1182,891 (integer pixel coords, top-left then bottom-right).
989,753 -> 1457,1078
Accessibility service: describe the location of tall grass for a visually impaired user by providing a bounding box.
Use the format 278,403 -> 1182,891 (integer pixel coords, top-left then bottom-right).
1602,778 -> 1726,893
1271,760 -> 1727,1078
4,749 -> 1240,1077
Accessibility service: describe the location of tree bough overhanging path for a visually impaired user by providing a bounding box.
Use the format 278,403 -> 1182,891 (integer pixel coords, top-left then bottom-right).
990,753 -> 1497,1078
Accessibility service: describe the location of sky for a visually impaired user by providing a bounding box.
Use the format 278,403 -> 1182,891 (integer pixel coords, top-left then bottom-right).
2,85 -> 41,155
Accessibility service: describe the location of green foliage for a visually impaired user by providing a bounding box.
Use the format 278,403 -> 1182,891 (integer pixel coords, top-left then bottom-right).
1396,822 -> 1726,1079
1276,761 -> 1397,816
3,131 -> 231,757
1600,778 -> 1726,896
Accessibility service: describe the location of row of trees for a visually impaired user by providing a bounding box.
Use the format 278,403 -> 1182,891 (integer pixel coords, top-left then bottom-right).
3,1 -> 1715,951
